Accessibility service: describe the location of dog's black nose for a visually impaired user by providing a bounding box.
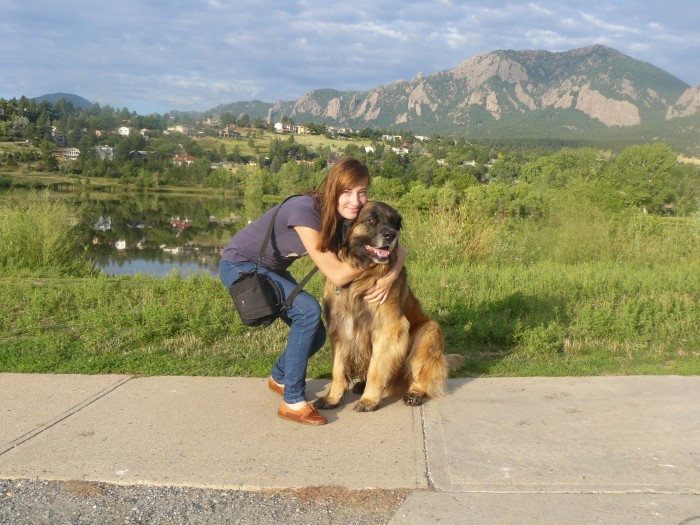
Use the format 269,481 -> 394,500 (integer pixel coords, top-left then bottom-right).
381,228 -> 396,242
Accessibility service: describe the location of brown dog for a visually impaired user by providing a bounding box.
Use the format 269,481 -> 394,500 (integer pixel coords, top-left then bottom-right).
315,201 -> 463,412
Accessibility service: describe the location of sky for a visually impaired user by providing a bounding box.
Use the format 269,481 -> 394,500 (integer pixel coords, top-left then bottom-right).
2,1 -> 699,116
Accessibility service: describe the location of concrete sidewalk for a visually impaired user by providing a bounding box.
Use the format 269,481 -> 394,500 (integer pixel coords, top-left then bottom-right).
0,373 -> 698,523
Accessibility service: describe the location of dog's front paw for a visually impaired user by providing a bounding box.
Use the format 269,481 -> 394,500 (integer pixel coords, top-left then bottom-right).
354,399 -> 379,412
402,391 -> 425,406
313,397 -> 341,410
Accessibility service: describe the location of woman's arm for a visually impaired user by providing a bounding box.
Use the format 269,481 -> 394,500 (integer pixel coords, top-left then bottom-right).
295,226 -> 364,288
364,243 -> 406,304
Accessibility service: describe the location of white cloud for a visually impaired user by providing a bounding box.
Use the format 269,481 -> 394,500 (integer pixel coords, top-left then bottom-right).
579,12 -> 639,35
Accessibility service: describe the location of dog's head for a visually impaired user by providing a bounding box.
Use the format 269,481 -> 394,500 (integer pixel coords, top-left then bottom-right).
346,201 -> 402,266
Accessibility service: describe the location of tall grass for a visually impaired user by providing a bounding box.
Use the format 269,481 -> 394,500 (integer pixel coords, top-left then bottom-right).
483,194 -> 700,267
400,204 -> 504,268
0,191 -> 97,277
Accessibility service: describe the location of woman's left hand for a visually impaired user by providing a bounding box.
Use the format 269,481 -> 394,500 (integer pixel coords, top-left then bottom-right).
364,273 -> 396,304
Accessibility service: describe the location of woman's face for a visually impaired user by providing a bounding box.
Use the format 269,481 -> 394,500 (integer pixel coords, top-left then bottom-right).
337,183 -> 368,220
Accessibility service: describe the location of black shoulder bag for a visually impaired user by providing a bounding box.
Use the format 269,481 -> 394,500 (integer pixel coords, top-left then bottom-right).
228,196 -> 318,327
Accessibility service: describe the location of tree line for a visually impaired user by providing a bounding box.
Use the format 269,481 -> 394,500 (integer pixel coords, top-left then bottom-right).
1,95 -> 698,217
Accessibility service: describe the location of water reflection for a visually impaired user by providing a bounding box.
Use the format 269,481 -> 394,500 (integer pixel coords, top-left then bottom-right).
91,247 -> 221,278
8,186 -> 271,277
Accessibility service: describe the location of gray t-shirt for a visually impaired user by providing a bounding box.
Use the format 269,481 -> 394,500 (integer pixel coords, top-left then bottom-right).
221,194 -> 321,272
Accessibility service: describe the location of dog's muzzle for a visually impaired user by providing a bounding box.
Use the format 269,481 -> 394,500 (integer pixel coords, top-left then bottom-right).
364,228 -> 397,264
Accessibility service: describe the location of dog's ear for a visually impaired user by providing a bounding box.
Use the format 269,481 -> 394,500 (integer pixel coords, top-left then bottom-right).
393,210 -> 403,231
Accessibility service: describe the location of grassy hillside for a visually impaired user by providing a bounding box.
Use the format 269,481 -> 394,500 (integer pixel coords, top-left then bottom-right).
197,130 -> 372,159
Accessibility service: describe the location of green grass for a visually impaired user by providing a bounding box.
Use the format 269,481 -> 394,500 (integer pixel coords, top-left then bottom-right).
0,191 -> 97,277
1,258 -> 697,378
0,193 -> 699,378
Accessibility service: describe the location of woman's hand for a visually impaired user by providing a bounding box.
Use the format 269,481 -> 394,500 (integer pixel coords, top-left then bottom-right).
364,271 -> 398,304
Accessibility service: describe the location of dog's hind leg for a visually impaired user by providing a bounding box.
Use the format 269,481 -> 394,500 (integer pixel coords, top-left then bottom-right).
403,320 -> 448,406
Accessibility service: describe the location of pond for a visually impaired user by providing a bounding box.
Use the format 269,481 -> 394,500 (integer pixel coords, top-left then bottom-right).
7,186 -> 272,277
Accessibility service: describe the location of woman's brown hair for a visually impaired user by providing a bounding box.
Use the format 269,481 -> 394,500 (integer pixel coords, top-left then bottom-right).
312,157 -> 370,253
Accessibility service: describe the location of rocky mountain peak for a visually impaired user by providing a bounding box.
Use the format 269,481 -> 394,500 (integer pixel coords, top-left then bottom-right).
212,45 -> 698,152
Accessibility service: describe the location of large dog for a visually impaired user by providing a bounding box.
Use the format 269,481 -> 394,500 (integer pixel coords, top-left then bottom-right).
315,201 -> 463,412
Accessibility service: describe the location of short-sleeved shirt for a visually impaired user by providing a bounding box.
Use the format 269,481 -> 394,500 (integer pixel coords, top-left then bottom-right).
221,194 -> 321,272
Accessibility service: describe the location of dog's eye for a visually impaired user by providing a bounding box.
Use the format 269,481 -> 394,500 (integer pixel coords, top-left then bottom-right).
366,216 -> 377,226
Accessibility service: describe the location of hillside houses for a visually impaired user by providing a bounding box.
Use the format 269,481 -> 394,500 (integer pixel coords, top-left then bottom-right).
166,124 -> 197,136
273,122 -> 310,135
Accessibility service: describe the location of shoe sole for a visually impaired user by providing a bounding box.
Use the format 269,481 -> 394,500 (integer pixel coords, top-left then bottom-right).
277,413 -> 327,426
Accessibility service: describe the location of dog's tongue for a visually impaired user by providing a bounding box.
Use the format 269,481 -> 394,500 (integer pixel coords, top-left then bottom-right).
366,245 -> 390,259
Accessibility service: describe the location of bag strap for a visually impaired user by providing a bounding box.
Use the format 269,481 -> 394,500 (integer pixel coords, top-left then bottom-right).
281,266 -> 318,312
254,195 -> 319,311
254,196 -> 294,271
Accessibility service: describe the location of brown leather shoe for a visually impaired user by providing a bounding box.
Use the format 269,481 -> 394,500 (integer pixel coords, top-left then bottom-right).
278,402 -> 327,425
268,376 -> 284,396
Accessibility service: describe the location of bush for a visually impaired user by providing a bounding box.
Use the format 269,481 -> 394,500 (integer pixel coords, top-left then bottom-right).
0,191 -> 97,277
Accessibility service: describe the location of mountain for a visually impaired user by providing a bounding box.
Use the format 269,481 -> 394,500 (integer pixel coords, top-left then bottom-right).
209,45 -> 700,152
32,92 -> 93,109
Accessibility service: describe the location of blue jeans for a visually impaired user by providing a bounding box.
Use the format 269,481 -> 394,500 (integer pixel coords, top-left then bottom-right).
219,259 -> 326,404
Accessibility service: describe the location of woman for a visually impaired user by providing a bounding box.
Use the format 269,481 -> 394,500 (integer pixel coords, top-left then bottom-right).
219,157 -> 406,425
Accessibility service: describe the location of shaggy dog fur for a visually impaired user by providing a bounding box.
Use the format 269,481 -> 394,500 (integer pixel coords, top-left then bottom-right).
315,201 -> 463,412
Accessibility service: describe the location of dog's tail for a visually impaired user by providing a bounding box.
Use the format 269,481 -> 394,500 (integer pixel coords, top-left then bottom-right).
445,353 -> 465,371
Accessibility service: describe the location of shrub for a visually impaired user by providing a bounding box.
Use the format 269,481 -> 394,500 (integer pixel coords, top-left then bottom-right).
0,191 -> 97,277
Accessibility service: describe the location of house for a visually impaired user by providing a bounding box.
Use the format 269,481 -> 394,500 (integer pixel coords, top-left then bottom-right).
415,135 -> 430,142
210,161 -> 239,172
391,146 -> 409,155
166,124 -> 196,136
129,150 -> 158,161
118,126 -> 131,137
52,147 -> 81,160
485,158 -> 500,170
172,154 -> 196,166
94,146 -> 114,161
218,125 -> 242,139
140,128 -> 151,139
45,126 -> 67,147
51,134 -> 67,148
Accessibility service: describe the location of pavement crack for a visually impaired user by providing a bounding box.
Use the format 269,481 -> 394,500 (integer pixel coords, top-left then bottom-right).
0,376 -> 134,456
418,404 -> 437,491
